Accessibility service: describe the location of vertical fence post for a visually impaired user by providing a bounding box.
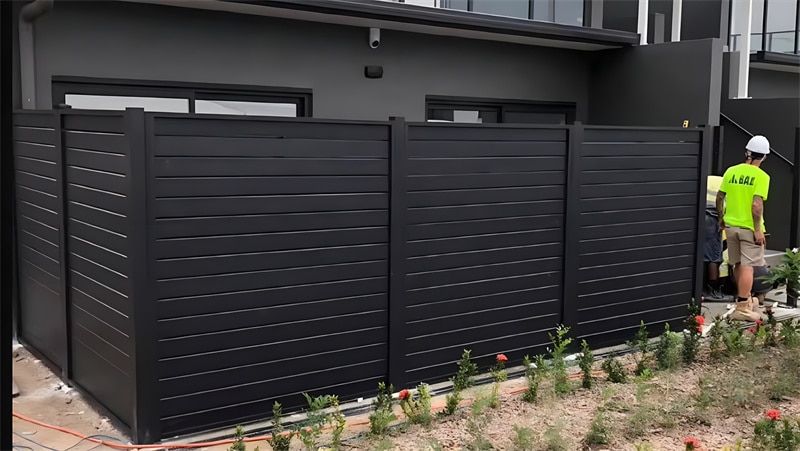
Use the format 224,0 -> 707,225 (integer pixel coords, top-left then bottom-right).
694,126 -> 714,304
388,117 -> 408,390
54,110 -> 71,380
126,108 -> 159,444
791,127 -> 800,250
561,122 -> 583,332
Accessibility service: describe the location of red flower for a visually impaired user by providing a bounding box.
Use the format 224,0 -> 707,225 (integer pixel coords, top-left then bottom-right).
398,389 -> 410,400
756,320 -> 764,326
695,315 -> 705,325
747,327 -> 757,334
496,354 -> 508,362
696,326 -> 703,333
684,437 -> 701,450
766,409 -> 781,421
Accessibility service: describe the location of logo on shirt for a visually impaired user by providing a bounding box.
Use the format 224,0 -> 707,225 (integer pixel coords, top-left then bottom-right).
729,174 -> 756,186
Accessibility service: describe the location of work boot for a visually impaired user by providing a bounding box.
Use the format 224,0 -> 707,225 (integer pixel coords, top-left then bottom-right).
730,301 -> 761,322
705,286 -> 734,303
749,296 -> 762,314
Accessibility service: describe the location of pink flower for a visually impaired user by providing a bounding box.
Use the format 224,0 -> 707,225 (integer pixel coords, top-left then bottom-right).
684,437 -> 701,450
496,354 -> 508,362
398,389 -> 410,400
766,409 -> 781,421
756,320 -> 764,326
747,327 -> 757,334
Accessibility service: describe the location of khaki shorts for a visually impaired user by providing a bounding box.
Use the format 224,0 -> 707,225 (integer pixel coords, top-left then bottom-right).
725,226 -> 766,267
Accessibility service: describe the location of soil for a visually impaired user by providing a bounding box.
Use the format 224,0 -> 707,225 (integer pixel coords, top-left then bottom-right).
11,346 -> 129,451
12,331 -> 800,451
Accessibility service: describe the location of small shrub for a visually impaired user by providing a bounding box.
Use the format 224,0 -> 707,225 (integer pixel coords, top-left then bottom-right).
634,443 -> 655,451
492,353 -> 508,382
295,393 -> 331,451
266,402 -> 293,451
374,439 -> 395,451
585,410 -> 610,445
328,395 -> 346,450
229,425 -> 247,451
548,324 -> 574,395
601,354 -> 627,383
780,318 -> 800,348
543,421 -> 569,451
751,410 -> 800,451
369,382 -> 397,436
399,384 -> 432,427
768,353 -> 800,401
683,299 -> 703,364
655,323 -> 683,370
694,375 -> 715,412
511,425 -> 535,451
452,349 -> 479,392
521,354 -> 547,403
442,390 -> 462,416
465,391 -> 493,451
628,320 -> 652,376
426,438 -> 444,451
577,339 -> 594,389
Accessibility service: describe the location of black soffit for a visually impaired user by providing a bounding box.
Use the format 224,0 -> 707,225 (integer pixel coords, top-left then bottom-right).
220,0 -> 640,47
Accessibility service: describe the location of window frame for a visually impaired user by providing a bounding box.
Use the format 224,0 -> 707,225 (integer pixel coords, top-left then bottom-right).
51,76 -> 313,116
426,95 -> 577,124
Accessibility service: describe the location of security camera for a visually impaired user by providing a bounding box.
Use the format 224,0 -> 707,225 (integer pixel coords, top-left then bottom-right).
369,27 -> 380,49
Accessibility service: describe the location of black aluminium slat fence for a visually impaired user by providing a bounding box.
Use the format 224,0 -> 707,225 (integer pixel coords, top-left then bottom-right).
11,109 -> 711,444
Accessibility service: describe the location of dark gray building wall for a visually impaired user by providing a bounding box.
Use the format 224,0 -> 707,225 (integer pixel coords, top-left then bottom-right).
588,38 -> 724,127
680,0 -> 729,41
24,1 -> 591,122
602,0 -> 639,33
749,69 -> 800,99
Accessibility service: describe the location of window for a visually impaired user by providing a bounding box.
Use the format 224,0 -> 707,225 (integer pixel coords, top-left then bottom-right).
426,96 -> 576,124
52,77 -> 312,116
437,0 -> 587,26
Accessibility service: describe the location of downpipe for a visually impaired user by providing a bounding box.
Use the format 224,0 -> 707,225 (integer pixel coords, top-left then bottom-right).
19,0 -> 54,110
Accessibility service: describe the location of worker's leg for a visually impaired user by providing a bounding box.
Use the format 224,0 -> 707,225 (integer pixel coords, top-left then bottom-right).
727,227 -> 760,322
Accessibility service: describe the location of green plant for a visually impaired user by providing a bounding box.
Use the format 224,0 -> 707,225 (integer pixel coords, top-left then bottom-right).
399,384 -> 432,427
763,307 -> 779,347
548,324 -> 574,394
767,351 -> 800,401
426,438 -> 444,451
760,248 -> 800,302
465,391 -> 493,451
295,393 -> 331,451
543,421 -> 569,451
442,390 -> 462,416
627,321 -> 652,376
601,354 -> 627,383
229,425 -> 247,451
452,349 -> 479,392
512,425 -> 535,451
585,410 -> 610,445
374,438 -> 395,451
328,395 -> 346,450
683,299 -> 703,365
694,375 -> 715,412
492,353 -> 508,382
720,439 -> 744,451
266,402 -> 293,451
655,323 -> 683,370
369,382 -> 397,436
751,410 -> 800,451
780,318 -> 800,348
723,319 -> 749,356
577,339 -> 594,389
634,443 -> 655,451
521,354 -> 547,403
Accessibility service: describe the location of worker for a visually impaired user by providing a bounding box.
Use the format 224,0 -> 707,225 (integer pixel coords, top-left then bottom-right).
716,135 -> 771,322
704,174 -> 732,302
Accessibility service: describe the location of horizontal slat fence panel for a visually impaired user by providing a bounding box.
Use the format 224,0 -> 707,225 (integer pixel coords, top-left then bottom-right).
572,127 -> 704,347
63,113 -> 136,427
396,124 -> 569,386
149,116 -> 391,437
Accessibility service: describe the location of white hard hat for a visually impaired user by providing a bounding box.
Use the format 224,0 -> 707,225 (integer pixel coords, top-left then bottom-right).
746,135 -> 770,155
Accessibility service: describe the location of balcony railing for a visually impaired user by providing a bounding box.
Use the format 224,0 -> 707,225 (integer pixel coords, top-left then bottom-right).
730,30 -> 800,54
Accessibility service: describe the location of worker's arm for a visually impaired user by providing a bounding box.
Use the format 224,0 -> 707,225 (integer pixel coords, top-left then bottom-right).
716,190 -> 726,229
753,195 -> 766,245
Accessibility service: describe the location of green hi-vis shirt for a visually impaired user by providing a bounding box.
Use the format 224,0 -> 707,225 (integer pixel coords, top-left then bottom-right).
720,163 -> 770,232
